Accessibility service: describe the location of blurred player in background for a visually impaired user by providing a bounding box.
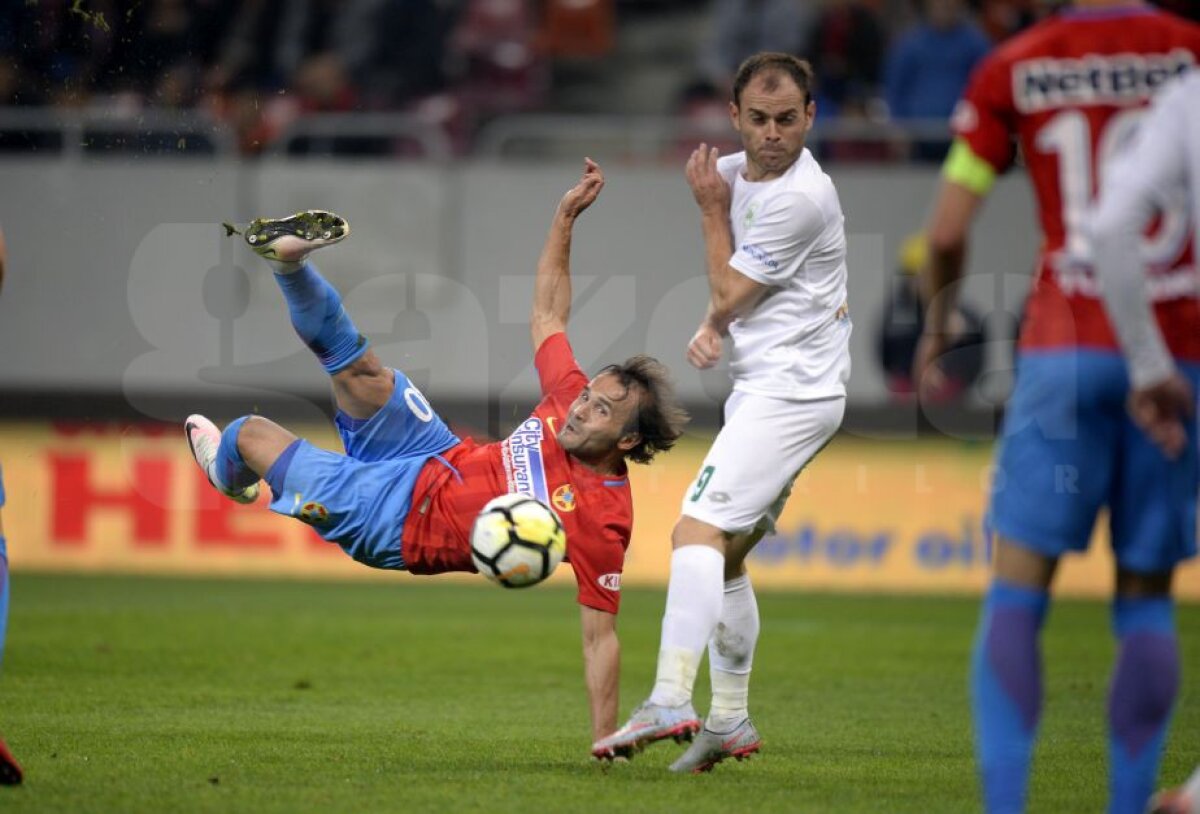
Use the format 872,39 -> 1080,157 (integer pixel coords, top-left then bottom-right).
594,53 -> 852,772
915,4 -> 1200,812
1089,70 -> 1200,814
0,225 -> 24,785
184,160 -> 688,748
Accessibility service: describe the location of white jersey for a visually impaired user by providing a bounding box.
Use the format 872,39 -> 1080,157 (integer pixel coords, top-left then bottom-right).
718,148 -> 852,401
1091,70 -> 1200,389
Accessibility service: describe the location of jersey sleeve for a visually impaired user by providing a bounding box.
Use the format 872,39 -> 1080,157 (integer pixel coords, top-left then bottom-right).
567,519 -> 628,615
1090,75 -> 1194,389
951,52 -> 1018,175
729,191 -> 826,286
534,332 -> 589,404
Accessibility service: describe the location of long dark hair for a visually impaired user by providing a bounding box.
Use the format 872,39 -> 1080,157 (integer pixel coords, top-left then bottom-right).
598,355 -> 689,465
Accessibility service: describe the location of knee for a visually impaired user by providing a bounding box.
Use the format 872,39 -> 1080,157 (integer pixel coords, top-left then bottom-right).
672,515 -> 726,552
235,415 -> 278,456
336,349 -> 388,382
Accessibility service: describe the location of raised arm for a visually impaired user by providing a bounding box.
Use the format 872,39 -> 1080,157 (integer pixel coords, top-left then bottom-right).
684,145 -> 768,369
688,145 -> 767,328
580,605 -> 620,743
530,159 -> 605,352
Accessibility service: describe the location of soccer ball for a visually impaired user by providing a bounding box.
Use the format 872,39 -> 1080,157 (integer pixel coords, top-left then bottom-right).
470,493 -> 567,589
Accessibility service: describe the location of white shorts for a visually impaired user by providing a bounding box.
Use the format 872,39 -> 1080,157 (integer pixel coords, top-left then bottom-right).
680,390 -> 844,535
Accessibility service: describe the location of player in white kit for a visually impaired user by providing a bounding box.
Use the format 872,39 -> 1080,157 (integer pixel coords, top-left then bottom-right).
593,53 -> 852,772
1090,71 -> 1200,814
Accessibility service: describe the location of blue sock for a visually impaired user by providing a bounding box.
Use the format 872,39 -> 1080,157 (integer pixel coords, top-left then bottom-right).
972,580 -> 1049,814
274,264 -> 368,374
1108,596 -> 1179,814
213,416 -> 260,492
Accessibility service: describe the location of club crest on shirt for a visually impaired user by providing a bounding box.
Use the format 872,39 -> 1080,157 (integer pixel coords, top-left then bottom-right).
298,501 -> 329,526
552,483 -> 577,513
743,201 -> 759,230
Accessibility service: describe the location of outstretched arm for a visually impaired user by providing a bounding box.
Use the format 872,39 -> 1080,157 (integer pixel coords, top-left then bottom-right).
580,605 -> 619,743
530,159 -> 605,352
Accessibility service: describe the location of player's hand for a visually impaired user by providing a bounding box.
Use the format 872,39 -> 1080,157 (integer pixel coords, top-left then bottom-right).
687,322 -> 724,369
685,143 -> 730,216
913,331 -> 948,402
558,158 -> 604,220
1128,373 -> 1194,460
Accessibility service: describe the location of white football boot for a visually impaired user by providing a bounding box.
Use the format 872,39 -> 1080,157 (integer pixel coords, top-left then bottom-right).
223,210 -> 349,262
185,414 -> 260,504
668,718 -> 762,774
591,700 -> 701,760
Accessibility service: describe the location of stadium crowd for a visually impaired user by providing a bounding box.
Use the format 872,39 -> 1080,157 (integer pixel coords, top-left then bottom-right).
6,0 -> 1191,156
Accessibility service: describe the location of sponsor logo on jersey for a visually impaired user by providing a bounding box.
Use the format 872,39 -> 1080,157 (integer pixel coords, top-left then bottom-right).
552,483 -> 576,513
1013,50 -> 1194,113
297,501 -> 329,526
598,573 -> 621,591
503,417 -> 550,503
707,491 -> 732,505
741,243 -> 779,271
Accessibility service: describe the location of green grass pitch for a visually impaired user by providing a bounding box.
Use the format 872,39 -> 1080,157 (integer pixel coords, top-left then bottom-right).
1,574 -> 1197,813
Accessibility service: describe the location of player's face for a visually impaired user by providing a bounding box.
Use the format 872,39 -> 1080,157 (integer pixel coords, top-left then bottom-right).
731,72 -> 815,182
558,373 -> 641,463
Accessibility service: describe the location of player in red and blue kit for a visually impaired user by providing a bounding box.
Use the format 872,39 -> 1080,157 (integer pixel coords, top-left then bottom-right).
184,160 -> 688,748
0,226 -> 23,786
915,3 -> 1200,812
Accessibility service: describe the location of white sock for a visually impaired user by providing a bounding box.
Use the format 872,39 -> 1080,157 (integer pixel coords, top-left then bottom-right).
265,258 -> 304,274
707,574 -> 759,732
649,545 -> 725,707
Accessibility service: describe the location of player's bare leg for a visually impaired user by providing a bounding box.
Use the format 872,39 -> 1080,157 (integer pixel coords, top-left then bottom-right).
225,210 -> 396,421
330,349 -> 394,420
593,516 -> 728,758
185,415 -> 297,503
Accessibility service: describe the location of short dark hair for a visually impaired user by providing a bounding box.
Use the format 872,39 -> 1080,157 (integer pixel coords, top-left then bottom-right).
597,356 -> 689,465
732,52 -> 815,107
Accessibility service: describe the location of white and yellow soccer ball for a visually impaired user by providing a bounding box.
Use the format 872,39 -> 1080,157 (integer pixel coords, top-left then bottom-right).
470,493 -> 567,589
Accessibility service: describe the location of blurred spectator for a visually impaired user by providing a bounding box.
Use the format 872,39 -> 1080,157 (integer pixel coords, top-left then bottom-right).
885,0 -> 989,160
273,0 -> 452,111
976,0 -> 1038,42
885,0 -> 990,121
6,0 -> 120,107
206,0 -> 289,95
696,0 -> 817,93
804,0 -> 886,116
449,0 -> 548,118
540,0 -> 615,59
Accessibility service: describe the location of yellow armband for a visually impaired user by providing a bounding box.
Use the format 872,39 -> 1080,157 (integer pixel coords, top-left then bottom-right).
942,138 -> 997,197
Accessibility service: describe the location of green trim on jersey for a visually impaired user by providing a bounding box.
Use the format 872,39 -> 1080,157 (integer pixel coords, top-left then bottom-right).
942,138 -> 996,196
